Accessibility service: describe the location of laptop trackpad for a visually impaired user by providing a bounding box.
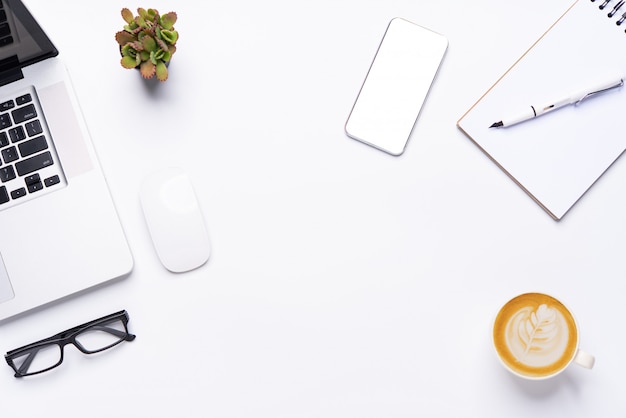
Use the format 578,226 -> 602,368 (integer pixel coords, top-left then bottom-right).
0,254 -> 15,303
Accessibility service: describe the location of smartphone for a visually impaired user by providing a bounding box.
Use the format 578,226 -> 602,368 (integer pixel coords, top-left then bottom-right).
345,18 -> 448,156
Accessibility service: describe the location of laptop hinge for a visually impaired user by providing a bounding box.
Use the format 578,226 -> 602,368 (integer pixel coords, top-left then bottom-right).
0,56 -> 24,87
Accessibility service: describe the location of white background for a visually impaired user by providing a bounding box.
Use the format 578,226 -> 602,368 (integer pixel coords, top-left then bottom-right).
2,0 -> 625,416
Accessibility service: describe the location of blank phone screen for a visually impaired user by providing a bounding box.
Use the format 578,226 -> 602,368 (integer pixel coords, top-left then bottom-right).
345,18 -> 448,156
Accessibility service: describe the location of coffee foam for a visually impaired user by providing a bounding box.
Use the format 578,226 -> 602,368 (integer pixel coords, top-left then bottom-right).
493,293 -> 578,378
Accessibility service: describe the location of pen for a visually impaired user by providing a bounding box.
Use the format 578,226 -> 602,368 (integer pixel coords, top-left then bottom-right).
489,75 -> 624,128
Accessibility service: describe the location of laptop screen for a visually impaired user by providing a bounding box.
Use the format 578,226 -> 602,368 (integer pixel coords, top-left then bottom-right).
0,0 -> 57,79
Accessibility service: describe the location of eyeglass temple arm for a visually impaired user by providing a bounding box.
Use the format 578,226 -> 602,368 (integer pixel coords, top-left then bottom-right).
53,310 -> 131,339
89,325 -> 136,341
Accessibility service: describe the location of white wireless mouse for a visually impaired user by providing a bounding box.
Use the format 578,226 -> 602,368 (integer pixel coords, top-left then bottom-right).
139,167 -> 211,273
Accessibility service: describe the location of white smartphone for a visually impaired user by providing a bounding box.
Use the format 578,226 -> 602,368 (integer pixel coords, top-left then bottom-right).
345,18 -> 448,156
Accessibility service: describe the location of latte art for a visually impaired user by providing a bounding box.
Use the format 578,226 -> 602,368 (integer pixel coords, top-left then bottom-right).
493,293 -> 578,378
506,304 -> 568,367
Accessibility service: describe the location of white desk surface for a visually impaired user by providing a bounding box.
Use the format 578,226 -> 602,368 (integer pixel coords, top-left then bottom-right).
3,0 -> 625,416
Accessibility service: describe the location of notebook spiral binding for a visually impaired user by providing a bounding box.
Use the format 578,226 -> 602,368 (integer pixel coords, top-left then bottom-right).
591,0 -> 626,27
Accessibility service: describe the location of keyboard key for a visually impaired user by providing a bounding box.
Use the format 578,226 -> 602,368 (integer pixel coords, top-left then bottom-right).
24,174 -> 40,186
0,113 -> 10,129
25,120 -> 42,136
0,99 -> 13,111
9,126 -> 25,143
16,94 -> 32,105
18,135 -> 47,157
27,181 -> 43,193
15,151 -> 53,176
0,165 -> 15,182
1,145 -> 17,163
0,132 -> 8,147
0,22 -> 9,38
44,175 -> 60,187
11,104 -> 36,123
0,186 -> 8,204
0,35 -> 13,47
10,187 -> 25,199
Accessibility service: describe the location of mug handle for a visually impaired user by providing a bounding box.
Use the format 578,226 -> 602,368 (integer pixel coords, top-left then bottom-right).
573,350 -> 595,369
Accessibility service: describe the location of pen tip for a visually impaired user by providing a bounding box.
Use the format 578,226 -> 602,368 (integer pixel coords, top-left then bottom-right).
489,121 -> 503,128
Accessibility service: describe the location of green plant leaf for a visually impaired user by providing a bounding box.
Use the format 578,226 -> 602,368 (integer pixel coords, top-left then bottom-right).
135,15 -> 147,29
146,9 -> 159,21
160,12 -> 177,30
156,61 -> 168,81
121,8 -> 134,24
120,55 -> 137,69
142,35 -> 157,52
115,31 -> 136,46
160,30 -> 178,45
140,60 -> 156,79
121,44 -> 135,57
154,49 -> 166,61
123,21 -> 139,32
138,8 -> 157,20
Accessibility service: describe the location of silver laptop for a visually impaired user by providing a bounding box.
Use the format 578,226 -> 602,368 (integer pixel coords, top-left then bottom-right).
0,0 -> 133,321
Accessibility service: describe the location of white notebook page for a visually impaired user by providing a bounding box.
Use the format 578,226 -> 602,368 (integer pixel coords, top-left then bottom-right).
458,0 -> 626,220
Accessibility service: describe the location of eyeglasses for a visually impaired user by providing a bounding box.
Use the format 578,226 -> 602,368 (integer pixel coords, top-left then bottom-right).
5,310 -> 136,378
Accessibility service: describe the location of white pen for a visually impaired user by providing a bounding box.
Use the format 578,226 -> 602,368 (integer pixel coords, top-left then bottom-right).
489,75 -> 624,128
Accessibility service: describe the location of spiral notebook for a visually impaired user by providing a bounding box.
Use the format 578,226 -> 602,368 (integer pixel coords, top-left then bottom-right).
457,0 -> 626,220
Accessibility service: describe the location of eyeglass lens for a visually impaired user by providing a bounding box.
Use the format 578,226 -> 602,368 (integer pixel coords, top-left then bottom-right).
74,318 -> 128,353
11,344 -> 62,376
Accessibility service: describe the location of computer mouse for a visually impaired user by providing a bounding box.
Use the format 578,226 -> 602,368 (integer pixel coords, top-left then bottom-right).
139,167 -> 211,273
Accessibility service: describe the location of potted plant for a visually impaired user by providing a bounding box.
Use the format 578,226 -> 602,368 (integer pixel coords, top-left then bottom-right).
115,8 -> 179,81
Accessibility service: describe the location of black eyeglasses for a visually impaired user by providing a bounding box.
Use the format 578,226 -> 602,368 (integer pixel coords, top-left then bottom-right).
5,310 -> 136,378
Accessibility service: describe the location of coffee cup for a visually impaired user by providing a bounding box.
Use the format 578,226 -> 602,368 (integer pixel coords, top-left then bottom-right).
492,292 -> 594,380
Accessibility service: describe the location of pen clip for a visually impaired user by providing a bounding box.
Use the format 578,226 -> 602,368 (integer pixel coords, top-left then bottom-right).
575,78 -> 624,105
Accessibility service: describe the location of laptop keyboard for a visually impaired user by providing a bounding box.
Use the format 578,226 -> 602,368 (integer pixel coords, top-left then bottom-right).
0,87 -> 65,210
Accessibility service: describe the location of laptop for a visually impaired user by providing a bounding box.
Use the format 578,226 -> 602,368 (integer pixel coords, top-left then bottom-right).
0,0 -> 133,321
